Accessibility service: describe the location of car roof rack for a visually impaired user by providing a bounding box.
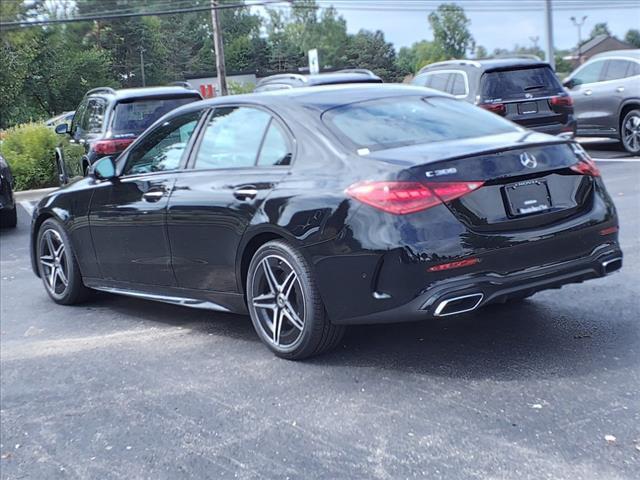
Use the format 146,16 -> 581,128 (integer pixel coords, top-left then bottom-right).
335,68 -> 377,77
419,59 -> 482,72
255,73 -> 307,87
85,87 -> 117,96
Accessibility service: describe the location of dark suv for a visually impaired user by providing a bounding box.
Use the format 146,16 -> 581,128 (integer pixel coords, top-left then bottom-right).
412,58 -> 576,137
254,69 -> 382,92
55,86 -> 201,182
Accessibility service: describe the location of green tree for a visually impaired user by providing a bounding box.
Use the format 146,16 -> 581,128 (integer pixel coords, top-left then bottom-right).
397,40 -> 447,74
625,29 -> 640,48
428,4 -> 474,58
589,22 -> 611,39
344,30 -> 402,82
474,45 -> 488,59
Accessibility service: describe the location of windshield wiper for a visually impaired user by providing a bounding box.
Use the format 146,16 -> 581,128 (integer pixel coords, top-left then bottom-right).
524,85 -> 545,91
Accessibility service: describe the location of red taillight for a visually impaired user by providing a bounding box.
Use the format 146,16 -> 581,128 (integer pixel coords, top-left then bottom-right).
480,103 -> 506,116
570,158 -> 600,177
599,226 -> 618,236
428,257 -> 480,272
93,138 -> 134,155
549,95 -> 573,107
346,181 -> 484,215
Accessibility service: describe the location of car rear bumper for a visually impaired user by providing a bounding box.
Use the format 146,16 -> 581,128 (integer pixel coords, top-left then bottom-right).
332,244 -> 622,325
527,118 -> 577,137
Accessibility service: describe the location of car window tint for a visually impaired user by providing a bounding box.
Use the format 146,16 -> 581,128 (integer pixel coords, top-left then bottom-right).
571,61 -> 605,85
71,100 -> 88,136
324,96 -> 518,152
603,60 -> 631,81
629,61 -> 640,76
411,73 -> 429,87
194,107 -> 271,170
85,98 -> 107,134
427,73 -> 450,92
112,96 -> 199,135
449,73 -> 466,95
124,111 -> 201,175
258,121 -> 291,166
481,67 -> 561,101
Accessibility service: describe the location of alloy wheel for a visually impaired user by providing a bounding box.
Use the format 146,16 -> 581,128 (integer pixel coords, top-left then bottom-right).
39,229 -> 69,296
250,254 -> 306,348
623,113 -> 640,153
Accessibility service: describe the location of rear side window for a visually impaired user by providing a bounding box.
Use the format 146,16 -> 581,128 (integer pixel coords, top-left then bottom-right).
323,96 -> 518,151
193,107 -> 292,169
112,96 -> 199,135
481,67 -> 562,101
449,73 -> 467,96
603,60 -> 637,80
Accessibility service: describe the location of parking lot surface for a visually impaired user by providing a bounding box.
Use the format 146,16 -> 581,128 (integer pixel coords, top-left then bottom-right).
1,150 -> 639,479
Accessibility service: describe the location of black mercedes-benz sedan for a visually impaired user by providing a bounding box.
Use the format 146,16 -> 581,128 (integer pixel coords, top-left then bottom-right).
30,84 -> 622,359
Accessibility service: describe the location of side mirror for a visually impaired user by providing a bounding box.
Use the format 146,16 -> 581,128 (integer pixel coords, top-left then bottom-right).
563,78 -> 578,89
91,156 -> 117,180
55,123 -> 69,135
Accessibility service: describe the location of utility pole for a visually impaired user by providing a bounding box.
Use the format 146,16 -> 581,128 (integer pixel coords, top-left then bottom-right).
210,0 -> 228,96
571,15 -> 588,64
139,46 -> 146,87
544,0 -> 555,70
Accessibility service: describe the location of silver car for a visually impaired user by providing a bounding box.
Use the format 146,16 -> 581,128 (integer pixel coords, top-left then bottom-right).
563,49 -> 640,154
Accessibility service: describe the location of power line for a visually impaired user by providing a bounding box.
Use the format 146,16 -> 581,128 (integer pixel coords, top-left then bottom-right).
0,0 -> 289,29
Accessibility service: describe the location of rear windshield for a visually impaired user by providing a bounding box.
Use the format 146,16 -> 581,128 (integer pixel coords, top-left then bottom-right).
481,67 -> 562,102
111,96 -> 199,135
323,96 -> 518,151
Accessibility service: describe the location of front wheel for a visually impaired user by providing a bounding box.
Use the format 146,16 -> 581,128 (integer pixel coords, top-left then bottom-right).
246,240 -> 345,360
36,218 -> 91,304
621,109 -> 640,154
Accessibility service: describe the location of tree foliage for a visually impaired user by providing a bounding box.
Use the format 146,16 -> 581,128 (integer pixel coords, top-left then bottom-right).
625,29 -> 640,48
428,4 -> 474,59
589,22 -> 611,39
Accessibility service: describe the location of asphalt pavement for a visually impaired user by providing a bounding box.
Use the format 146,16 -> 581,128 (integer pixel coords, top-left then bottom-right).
1,146 -> 639,479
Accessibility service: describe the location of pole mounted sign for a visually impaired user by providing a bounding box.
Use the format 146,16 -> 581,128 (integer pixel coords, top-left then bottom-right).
308,49 -> 319,75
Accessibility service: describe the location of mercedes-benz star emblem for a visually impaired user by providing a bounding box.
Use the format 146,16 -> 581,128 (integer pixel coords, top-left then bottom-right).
520,152 -> 538,169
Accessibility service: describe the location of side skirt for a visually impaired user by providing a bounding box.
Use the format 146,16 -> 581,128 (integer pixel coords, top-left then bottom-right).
83,278 -> 248,314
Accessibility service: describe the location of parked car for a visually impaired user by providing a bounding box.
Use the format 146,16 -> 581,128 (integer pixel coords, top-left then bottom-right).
563,49 -> 640,154
0,155 -> 17,228
54,86 -> 202,182
412,58 -> 576,137
31,84 -> 621,359
254,69 -> 382,92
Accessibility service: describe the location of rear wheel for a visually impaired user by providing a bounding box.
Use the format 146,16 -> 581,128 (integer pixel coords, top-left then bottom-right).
37,218 -> 91,304
246,240 -> 345,360
621,109 -> 640,154
0,206 -> 17,228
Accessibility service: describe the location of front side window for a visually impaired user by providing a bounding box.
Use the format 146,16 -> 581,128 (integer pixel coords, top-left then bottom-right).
323,96 -> 518,152
71,100 -> 88,137
123,110 -> 202,175
571,61 -> 606,86
411,73 -> 429,87
194,107 -> 291,169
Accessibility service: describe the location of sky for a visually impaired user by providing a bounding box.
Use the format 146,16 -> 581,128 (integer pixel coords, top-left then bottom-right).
317,1 -> 640,52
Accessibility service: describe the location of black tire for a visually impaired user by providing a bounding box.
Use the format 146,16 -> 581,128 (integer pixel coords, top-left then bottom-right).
246,240 -> 345,360
36,218 -> 91,305
620,109 -> 640,155
0,206 -> 17,228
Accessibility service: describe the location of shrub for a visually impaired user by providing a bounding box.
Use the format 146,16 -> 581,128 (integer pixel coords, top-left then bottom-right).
0,123 -> 59,190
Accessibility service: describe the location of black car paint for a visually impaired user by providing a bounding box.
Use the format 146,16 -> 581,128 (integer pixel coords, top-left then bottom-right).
0,156 -> 16,213
32,85 -> 621,325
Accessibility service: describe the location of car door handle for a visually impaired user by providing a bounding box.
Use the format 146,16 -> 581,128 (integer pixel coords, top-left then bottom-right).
142,190 -> 166,202
616,86 -> 625,93
233,186 -> 258,200
583,89 -> 592,96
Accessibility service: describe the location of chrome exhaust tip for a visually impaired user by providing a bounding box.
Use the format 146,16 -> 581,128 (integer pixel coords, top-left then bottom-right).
434,293 -> 484,317
602,257 -> 622,275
